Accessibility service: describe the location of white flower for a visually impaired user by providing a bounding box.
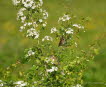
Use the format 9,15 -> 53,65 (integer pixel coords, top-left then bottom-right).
42,36 -> 53,41
66,28 -> 74,34
39,0 -> 43,6
0,83 -> 3,87
31,4 -> 36,9
43,10 -> 48,19
51,27 -> 57,33
22,0 -> 34,8
26,49 -> 35,57
47,66 -> 58,73
17,8 -> 26,20
24,23 -> 27,26
20,26 -> 25,32
73,24 -> 84,29
73,84 -> 83,87
62,14 -> 71,21
59,14 -> 71,22
0,80 -> 4,87
18,8 -> 26,17
39,19 -> 43,23
14,81 -> 27,87
26,28 -> 39,39
21,16 -> 26,23
12,0 -> 21,6
27,22 -> 32,26
42,22 -> 47,27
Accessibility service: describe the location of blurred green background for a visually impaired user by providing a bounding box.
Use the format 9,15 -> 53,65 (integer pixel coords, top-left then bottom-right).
0,0 -> 105,87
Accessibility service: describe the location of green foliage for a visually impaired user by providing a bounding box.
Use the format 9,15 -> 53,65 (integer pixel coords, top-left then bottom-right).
0,0 -> 103,87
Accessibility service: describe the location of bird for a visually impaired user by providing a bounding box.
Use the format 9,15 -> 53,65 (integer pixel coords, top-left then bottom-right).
58,36 -> 66,46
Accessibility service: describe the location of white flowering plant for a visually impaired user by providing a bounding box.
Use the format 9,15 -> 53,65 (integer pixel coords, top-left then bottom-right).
0,0 -> 100,87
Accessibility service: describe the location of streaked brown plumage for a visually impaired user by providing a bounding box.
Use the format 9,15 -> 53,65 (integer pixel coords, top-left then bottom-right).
58,36 -> 66,46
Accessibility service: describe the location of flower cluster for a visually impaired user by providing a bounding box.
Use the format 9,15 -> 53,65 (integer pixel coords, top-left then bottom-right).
22,0 -> 34,8
12,0 -> 48,40
65,28 -> 74,34
58,14 -> 74,36
26,49 -> 35,57
17,8 -> 26,22
26,28 -> 39,39
47,66 -> 58,73
73,24 -> 84,29
14,81 -> 27,87
59,14 -> 71,22
12,0 -> 21,6
58,14 -> 85,31
42,9 -> 49,20
42,36 -> 53,41
51,27 -> 57,33
45,56 -> 58,73
13,0 -> 43,8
